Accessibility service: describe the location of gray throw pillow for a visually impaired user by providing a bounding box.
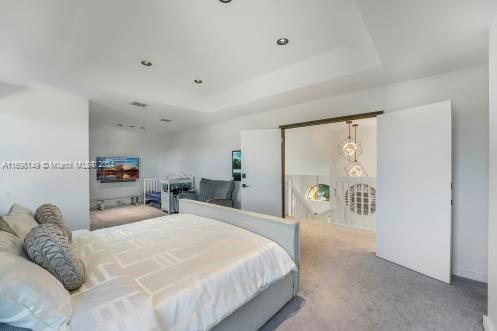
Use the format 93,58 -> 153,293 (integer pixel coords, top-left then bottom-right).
24,224 -> 85,291
0,216 -> 17,236
35,204 -> 72,242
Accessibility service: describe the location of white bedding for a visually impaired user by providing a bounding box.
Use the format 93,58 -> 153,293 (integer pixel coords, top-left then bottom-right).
71,214 -> 297,331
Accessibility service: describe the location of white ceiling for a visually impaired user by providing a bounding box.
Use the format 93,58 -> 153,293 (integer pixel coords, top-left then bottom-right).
1,0 -> 495,133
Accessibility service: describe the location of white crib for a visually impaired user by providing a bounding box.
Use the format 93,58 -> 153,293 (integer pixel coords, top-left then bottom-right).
144,176 -> 194,213
143,178 -> 164,208
144,178 -> 161,195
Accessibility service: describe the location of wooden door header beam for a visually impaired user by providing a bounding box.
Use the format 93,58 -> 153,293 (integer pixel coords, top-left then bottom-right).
279,111 -> 384,130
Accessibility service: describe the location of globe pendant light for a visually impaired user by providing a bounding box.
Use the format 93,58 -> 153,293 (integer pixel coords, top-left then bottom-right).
338,121 -> 363,162
344,124 -> 367,177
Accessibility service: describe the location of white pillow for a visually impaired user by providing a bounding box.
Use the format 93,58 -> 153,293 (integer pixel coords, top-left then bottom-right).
0,231 -> 25,257
2,204 -> 38,241
8,203 -> 34,216
0,252 -> 72,330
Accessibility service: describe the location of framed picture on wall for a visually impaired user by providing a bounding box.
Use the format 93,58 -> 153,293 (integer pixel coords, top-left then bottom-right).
96,156 -> 140,183
232,150 -> 241,181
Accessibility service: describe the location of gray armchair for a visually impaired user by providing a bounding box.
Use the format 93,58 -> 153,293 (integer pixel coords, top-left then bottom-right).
178,178 -> 235,208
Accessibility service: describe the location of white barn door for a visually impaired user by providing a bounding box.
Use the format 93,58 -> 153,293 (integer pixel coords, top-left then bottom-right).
377,100 -> 452,283
241,129 -> 282,217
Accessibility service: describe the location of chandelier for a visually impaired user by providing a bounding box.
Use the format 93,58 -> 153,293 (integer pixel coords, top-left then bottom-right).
345,160 -> 368,177
342,123 -> 368,177
337,121 -> 363,162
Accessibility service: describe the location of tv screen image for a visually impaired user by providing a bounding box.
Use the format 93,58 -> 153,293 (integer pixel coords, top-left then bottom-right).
96,157 -> 139,183
232,150 -> 241,181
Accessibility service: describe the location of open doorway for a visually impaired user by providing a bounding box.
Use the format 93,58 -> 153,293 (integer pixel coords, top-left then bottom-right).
242,103 -> 451,282
283,116 -> 378,240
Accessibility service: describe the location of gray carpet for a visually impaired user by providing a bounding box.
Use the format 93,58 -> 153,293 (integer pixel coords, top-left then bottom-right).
90,205 -> 166,230
262,220 -> 487,331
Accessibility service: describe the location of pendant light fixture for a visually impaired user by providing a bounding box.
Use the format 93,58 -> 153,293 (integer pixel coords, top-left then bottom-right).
344,124 -> 367,177
338,121 -> 363,162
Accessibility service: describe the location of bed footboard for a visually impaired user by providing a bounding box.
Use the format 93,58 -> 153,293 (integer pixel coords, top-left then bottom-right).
179,199 -> 300,292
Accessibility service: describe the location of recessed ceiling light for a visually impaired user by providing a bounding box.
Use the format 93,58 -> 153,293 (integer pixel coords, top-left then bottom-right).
160,118 -> 172,122
194,79 -> 203,84
130,101 -> 148,108
219,0 -> 232,3
141,60 -> 152,67
129,125 -> 135,128
117,124 -> 123,127
277,38 -> 289,46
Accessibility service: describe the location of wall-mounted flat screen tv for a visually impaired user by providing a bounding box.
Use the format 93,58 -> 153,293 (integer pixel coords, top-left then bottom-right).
232,150 -> 241,181
97,157 -> 139,183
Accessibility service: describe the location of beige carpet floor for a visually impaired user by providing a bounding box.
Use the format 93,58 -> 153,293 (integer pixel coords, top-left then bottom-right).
261,220 -> 487,331
90,205 -> 166,230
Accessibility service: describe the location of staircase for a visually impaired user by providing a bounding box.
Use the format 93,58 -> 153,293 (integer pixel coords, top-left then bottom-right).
285,178 -> 332,222
285,176 -> 376,229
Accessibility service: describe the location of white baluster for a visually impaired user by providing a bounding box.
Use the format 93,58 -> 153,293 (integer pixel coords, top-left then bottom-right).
368,184 -> 372,216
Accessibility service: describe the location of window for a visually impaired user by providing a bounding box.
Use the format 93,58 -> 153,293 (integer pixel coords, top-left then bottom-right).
306,184 -> 330,202
344,183 -> 376,215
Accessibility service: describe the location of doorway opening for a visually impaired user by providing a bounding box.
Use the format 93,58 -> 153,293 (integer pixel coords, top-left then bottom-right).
282,114 -> 379,235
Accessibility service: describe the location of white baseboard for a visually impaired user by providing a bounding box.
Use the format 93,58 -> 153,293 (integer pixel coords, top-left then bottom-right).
484,315 -> 495,331
452,266 -> 488,283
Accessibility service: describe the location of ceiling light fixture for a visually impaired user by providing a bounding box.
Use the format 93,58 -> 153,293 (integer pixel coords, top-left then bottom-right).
344,124 -> 368,177
129,125 -> 135,128
141,60 -> 152,67
345,161 -> 367,177
140,126 -> 146,130
277,38 -> 289,46
338,121 -> 362,162
194,79 -> 203,84
160,118 -> 172,122
219,0 -> 232,2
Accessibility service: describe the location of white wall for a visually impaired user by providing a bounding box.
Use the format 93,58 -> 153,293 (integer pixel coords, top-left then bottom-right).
0,85 -> 90,230
486,15 -> 497,331
159,65 -> 489,282
158,123 -> 243,208
286,126 -> 333,176
89,126 -> 163,202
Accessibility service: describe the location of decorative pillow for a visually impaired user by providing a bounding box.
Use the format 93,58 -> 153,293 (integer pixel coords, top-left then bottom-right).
24,224 -> 85,291
2,205 -> 38,241
0,252 -> 72,330
35,204 -> 72,242
8,203 -> 33,216
0,217 -> 16,236
0,231 -> 25,257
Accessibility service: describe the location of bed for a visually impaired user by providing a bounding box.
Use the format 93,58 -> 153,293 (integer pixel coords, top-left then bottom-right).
70,199 -> 300,331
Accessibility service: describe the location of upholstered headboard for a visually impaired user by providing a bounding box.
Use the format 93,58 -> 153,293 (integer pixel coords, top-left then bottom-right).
179,199 -> 300,272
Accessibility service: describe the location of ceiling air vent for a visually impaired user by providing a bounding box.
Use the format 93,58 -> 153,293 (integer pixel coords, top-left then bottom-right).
129,101 -> 148,108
